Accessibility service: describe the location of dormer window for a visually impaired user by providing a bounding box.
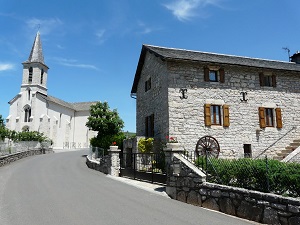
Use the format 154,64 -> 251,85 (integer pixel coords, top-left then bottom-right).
28,67 -> 33,83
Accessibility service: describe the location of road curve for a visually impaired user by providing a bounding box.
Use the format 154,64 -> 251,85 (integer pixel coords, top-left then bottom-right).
0,150 -> 258,225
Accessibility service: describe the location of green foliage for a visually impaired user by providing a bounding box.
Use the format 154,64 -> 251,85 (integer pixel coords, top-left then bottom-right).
86,101 -> 124,137
86,101 -> 125,149
196,156 -> 300,197
0,115 -> 4,127
138,138 -> 154,153
90,132 -> 125,150
15,131 -> 48,142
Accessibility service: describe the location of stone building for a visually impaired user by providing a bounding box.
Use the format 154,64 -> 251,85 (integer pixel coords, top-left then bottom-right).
131,44 -> 300,159
6,32 -> 97,149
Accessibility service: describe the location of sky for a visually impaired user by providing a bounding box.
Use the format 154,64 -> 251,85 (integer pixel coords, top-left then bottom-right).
0,0 -> 299,133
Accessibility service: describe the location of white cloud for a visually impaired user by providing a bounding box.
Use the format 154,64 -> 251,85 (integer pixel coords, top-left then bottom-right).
95,29 -> 106,44
0,63 -> 14,71
53,57 -> 99,71
136,21 -> 161,34
164,0 -> 221,21
26,18 -> 63,35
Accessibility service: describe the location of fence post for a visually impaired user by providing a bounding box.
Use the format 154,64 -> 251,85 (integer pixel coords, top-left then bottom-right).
265,155 -> 270,192
108,146 -> 121,177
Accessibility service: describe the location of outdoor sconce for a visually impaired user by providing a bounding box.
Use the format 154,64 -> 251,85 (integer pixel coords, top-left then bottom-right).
179,88 -> 188,99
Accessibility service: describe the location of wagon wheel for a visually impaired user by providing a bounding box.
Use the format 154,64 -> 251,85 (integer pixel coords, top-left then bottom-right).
195,136 -> 220,158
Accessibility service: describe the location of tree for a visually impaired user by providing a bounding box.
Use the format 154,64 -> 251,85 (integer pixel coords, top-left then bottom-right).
86,101 -> 124,149
0,115 -> 4,127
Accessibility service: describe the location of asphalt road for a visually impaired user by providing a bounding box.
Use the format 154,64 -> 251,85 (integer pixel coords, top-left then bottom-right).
0,150 -> 259,225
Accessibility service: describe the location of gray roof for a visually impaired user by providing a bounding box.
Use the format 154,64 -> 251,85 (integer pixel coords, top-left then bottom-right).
23,32 -> 48,68
131,44 -> 300,93
46,95 -> 97,111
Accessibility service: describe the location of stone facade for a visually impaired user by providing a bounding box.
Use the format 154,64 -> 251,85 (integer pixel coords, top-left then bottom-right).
132,45 -> 300,159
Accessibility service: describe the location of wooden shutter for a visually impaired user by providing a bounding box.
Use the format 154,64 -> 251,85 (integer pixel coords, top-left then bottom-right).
204,67 -> 209,82
204,104 -> 211,126
272,75 -> 277,87
275,108 -> 282,128
223,105 -> 230,127
219,68 -> 225,83
259,73 -> 264,86
259,107 -> 266,128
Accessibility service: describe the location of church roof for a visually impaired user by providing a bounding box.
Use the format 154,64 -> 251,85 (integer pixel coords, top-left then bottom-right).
24,32 -> 46,66
46,95 -> 97,112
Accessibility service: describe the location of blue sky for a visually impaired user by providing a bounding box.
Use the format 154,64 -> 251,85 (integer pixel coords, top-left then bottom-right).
0,0 -> 299,132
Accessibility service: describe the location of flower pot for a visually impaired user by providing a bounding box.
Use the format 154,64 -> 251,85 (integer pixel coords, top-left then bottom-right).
166,142 -> 181,151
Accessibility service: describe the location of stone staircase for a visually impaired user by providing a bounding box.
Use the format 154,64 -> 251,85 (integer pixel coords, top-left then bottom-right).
273,139 -> 300,160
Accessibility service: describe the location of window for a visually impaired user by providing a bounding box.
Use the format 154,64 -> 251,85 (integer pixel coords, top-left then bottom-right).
244,144 -> 252,158
211,105 -> 221,125
204,67 -> 225,83
145,114 -> 154,137
204,104 -> 230,127
24,106 -> 31,122
41,69 -> 44,84
28,89 -> 31,101
209,71 -> 218,82
59,113 -> 62,128
259,73 -> 276,87
258,107 -> 282,128
265,108 -> 274,127
28,67 -> 33,83
145,78 -> 151,92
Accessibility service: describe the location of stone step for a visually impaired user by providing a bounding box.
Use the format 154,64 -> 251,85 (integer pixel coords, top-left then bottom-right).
289,142 -> 300,147
281,149 -> 294,154
292,139 -> 300,143
277,152 -> 288,157
273,156 -> 285,160
285,146 -> 296,151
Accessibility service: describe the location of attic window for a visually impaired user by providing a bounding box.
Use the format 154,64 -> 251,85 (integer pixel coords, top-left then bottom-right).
259,73 -> 276,87
204,67 -> 225,83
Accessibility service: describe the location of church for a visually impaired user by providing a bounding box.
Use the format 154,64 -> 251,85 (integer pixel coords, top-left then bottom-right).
6,32 -> 97,149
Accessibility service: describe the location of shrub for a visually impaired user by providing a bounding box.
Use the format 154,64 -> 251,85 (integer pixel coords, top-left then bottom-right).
138,138 -> 154,153
196,156 -> 300,197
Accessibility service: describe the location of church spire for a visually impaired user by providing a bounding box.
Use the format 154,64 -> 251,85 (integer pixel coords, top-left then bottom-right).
26,31 -> 45,64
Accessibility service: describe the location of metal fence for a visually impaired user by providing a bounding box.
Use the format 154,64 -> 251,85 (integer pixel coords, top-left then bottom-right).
182,151 -> 300,198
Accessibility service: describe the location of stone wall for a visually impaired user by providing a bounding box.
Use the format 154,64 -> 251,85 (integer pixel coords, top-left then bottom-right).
136,51 -> 300,158
86,147 -> 121,177
166,153 -> 300,225
0,149 -> 53,167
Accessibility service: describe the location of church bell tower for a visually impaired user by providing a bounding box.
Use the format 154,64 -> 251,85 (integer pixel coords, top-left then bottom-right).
21,31 -> 49,96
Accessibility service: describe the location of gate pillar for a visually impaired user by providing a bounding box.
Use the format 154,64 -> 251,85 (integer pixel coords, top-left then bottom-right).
108,146 -> 121,177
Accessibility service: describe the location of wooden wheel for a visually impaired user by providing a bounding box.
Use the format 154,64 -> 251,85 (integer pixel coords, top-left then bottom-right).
195,136 -> 220,158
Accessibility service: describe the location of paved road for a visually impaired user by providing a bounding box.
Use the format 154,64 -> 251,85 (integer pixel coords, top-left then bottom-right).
0,150 -> 259,225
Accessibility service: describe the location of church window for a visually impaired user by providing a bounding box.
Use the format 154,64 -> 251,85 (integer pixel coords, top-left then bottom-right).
24,106 -> 31,122
28,89 -> 31,101
28,67 -> 33,83
59,113 -> 62,128
41,69 -> 44,84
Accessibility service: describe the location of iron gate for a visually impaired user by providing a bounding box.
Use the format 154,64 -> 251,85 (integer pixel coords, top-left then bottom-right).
120,152 -> 167,184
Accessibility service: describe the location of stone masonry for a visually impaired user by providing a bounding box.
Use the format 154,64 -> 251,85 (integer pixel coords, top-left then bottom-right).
166,153 -> 300,225
133,45 -> 300,160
